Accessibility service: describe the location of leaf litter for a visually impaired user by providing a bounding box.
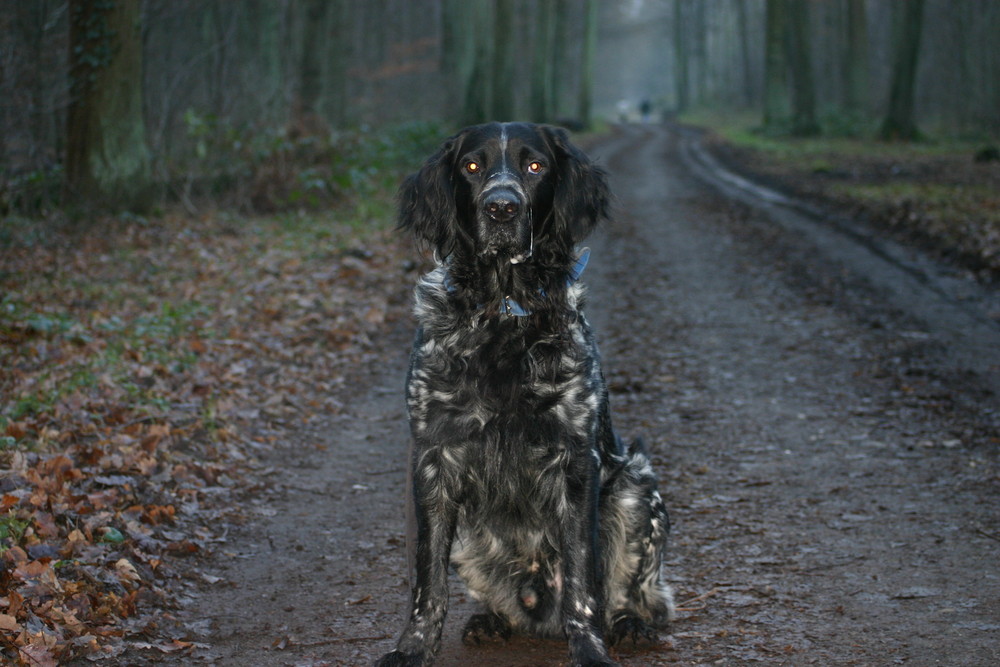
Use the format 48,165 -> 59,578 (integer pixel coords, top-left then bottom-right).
1,209 -> 414,664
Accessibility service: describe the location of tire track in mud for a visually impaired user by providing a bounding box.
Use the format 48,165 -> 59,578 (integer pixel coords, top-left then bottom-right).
182,125 -> 998,666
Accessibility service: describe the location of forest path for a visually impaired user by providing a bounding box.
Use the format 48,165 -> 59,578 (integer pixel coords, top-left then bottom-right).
184,124 -> 999,666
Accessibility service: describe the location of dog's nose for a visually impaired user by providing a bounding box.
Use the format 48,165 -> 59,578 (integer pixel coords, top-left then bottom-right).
483,190 -> 520,222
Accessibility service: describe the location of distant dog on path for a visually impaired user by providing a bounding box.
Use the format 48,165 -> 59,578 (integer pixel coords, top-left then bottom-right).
376,123 -> 674,667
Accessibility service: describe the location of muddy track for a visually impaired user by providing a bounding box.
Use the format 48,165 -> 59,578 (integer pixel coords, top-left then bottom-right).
179,125 -> 998,666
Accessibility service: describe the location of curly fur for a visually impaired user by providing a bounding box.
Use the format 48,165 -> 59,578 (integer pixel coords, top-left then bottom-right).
376,123 -> 673,667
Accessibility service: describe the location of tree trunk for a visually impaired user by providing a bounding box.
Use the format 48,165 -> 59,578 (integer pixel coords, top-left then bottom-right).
549,0 -> 570,120
577,0 -> 598,128
492,0 -> 516,121
443,0 -> 492,125
325,1 -> 349,126
464,1 -> 493,124
674,0 -> 690,113
736,0 -> 754,106
787,0 -> 819,135
530,0 -> 555,123
762,0 -> 790,132
845,0 -> 868,115
65,0 -> 152,212
295,0 -> 329,126
880,0 -> 925,141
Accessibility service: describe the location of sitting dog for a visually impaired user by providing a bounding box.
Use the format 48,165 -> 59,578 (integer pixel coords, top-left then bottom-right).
376,123 -> 673,667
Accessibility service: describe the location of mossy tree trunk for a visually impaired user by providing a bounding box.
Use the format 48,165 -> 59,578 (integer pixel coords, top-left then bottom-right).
674,0 -> 690,114
529,0 -> 555,123
762,0 -> 790,132
844,0 -> 869,116
491,0 -> 516,121
577,0 -> 599,128
787,0 -> 819,136
65,0 -> 152,212
295,0 -> 329,124
880,0 -> 925,141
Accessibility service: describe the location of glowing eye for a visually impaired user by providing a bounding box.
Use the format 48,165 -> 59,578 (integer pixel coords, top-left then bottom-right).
527,161 -> 543,174
465,161 -> 480,173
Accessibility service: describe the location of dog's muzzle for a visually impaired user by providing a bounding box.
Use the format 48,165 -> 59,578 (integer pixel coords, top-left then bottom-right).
478,180 -> 532,263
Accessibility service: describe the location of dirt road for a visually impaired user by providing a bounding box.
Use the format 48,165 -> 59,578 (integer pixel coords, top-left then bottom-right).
186,125 -> 1000,666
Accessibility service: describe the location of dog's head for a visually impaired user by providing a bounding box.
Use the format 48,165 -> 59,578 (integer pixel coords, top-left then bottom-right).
399,122 -> 610,264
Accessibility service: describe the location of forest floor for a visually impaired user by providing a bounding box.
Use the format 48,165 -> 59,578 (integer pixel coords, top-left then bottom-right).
2,122 -> 999,666
688,115 -> 1000,282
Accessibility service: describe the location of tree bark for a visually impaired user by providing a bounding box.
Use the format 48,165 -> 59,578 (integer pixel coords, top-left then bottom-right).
845,0 -> 869,116
295,0 -> 329,125
492,0 -> 516,121
674,0 -> 690,113
762,0 -> 790,132
465,1 -> 493,124
787,0 -> 819,135
530,0 -> 555,123
880,0 -> 925,140
65,0 -> 152,212
736,0 -> 754,107
550,0 -> 570,120
577,0 -> 599,128
325,1 -> 349,126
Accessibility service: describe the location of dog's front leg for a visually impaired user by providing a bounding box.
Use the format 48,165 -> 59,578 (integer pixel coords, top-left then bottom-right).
375,452 -> 458,667
561,455 -> 620,667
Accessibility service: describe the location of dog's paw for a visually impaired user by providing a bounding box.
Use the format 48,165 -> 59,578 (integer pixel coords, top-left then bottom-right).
461,612 -> 512,646
374,650 -> 425,667
607,613 -> 660,646
568,637 -> 620,667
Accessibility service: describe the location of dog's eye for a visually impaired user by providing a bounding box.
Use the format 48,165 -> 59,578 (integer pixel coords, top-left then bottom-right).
465,161 -> 480,174
527,161 -> 544,174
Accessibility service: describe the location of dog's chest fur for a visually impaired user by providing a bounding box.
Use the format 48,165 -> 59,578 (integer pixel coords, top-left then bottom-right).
405,267 -> 608,632
407,267 -> 602,511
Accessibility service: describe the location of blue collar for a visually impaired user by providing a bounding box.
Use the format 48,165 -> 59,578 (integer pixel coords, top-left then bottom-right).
444,247 -> 590,317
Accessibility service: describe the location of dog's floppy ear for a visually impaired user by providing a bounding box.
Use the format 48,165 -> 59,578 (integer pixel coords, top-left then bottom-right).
398,134 -> 462,259
545,125 -> 611,244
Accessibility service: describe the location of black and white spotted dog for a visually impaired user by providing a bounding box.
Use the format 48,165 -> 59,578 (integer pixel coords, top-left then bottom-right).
376,123 -> 673,667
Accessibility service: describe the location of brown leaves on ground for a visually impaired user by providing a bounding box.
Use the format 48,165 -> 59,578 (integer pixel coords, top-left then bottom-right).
0,210 -> 413,663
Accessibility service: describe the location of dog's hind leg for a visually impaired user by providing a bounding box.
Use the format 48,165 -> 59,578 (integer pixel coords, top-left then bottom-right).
600,439 -> 675,645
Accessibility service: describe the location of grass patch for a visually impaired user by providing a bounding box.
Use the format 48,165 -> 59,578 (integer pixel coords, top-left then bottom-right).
680,109 -> 1000,279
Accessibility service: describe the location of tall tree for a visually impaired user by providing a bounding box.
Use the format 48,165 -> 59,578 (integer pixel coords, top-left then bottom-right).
844,0 -> 869,116
295,0 -> 329,128
442,0 -> 492,125
577,0 -> 599,128
880,0 -> 926,140
324,1 -> 349,126
786,0 -> 819,135
762,0 -> 790,132
65,0 -> 152,211
465,1 -> 494,124
673,0 -> 690,113
530,0 -> 556,123
492,0 -> 516,121
549,0 -> 572,120
735,0 -> 754,106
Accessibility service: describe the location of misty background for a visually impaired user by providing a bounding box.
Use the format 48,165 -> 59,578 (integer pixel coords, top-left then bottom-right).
2,0 -> 998,214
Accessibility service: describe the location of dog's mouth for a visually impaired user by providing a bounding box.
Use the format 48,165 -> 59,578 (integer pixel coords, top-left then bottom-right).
478,227 -> 533,264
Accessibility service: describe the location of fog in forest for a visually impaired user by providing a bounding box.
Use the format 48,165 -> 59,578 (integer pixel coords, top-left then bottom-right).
2,0 -> 997,212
